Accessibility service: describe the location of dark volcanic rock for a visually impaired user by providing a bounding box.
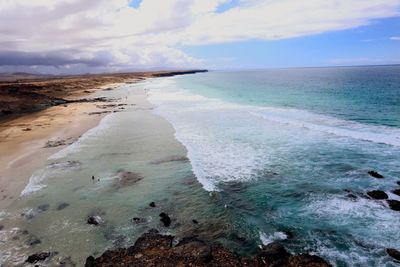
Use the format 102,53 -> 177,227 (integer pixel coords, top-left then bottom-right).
132,217 -> 146,224
192,219 -> 199,224
397,181 -> 400,186
367,190 -> 388,200
368,171 -> 384,178
87,216 -> 104,225
149,201 -> 156,207
85,231 -> 331,267
26,252 -> 51,263
346,193 -> 358,199
387,200 -> 400,211
159,212 -> 171,227
57,202 -> 70,210
26,237 -> 41,246
387,248 -> 400,261
392,189 -> 400,196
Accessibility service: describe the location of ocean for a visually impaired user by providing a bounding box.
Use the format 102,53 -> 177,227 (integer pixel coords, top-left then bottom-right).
148,66 -> 400,266
1,66 -> 400,266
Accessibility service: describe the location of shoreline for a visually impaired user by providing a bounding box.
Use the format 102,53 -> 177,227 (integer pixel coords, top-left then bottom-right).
0,70 -> 333,267
0,70 -> 206,210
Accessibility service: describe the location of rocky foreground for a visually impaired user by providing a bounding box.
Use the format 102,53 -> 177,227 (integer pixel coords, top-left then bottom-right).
84,230 -> 331,267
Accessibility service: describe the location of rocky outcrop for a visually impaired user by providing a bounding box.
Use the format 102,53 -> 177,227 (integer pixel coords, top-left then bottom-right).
387,200 -> 400,211
87,216 -> 104,225
26,252 -> 51,263
85,230 -> 331,267
159,212 -> 171,227
367,171 -> 384,178
386,248 -> 400,261
392,189 -> 400,196
366,190 -> 388,199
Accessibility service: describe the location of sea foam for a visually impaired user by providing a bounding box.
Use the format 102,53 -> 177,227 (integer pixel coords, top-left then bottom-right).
147,78 -> 400,192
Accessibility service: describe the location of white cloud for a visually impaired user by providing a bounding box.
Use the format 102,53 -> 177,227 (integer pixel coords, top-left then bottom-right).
0,0 -> 399,73
390,36 -> 400,40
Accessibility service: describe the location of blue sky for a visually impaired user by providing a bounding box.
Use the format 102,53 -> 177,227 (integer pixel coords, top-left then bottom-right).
1,0 -> 400,74
182,17 -> 400,69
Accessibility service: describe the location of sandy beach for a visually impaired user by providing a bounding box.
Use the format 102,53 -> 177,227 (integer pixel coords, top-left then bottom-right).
0,71 -> 205,210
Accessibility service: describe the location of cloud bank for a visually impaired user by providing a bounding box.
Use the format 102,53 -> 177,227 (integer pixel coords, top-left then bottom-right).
1,0 -> 399,73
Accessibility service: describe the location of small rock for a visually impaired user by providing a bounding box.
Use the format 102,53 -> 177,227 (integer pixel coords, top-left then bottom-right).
85,256 -> 95,267
397,181 -> 400,186
387,248 -> 400,261
367,190 -> 388,200
26,238 -> 41,246
192,219 -> 199,224
346,193 -> 358,199
149,202 -> 156,208
37,204 -> 50,212
392,189 -> 400,196
159,212 -> 171,227
132,217 -> 146,224
87,216 -> 104,225
368,171 -> 384,178
0,225 -> 3,230
387,200 -> 400,211
22,128 -> 32,131
26,252 -> 51,263
57,202 -> 70,210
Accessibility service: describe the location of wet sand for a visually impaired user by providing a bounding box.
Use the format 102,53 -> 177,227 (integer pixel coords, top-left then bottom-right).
0,102 -> 108,209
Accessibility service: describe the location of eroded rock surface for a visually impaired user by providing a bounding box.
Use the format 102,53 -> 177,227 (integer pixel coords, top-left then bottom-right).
85,230 -> 331,267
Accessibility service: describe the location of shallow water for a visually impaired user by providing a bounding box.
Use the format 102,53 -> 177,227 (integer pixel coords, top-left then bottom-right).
1,66 -> 400,266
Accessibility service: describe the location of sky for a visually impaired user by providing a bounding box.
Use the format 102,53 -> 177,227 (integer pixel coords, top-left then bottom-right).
0,0 -> 399,74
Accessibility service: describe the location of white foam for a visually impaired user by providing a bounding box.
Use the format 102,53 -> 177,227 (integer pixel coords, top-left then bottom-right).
147,78 -> 400,191
149,81 -> 266,191
250,107 -> 400,147
260,231 -> 288,245
20,173 -> 46,196
48,113 -> 114,160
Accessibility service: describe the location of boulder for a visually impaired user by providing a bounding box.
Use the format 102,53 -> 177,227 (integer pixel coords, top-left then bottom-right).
87,216 -> 104,225
368,171 -> 384,178
387,200 -> 400,211
386,248 -> 400,261
26,252 -> 51,263
159,212 -> 171,227
391,189 -> 400,196
149,202 -> 156,207
132,217 -> 146,224
367,190 -> 388,200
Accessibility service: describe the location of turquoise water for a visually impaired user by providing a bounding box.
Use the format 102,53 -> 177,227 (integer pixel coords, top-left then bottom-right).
147,66 -> 400,266
1,66 -> 400,266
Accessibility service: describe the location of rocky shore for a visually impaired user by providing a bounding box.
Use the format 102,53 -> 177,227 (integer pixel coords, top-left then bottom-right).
84,230 -> 331,267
